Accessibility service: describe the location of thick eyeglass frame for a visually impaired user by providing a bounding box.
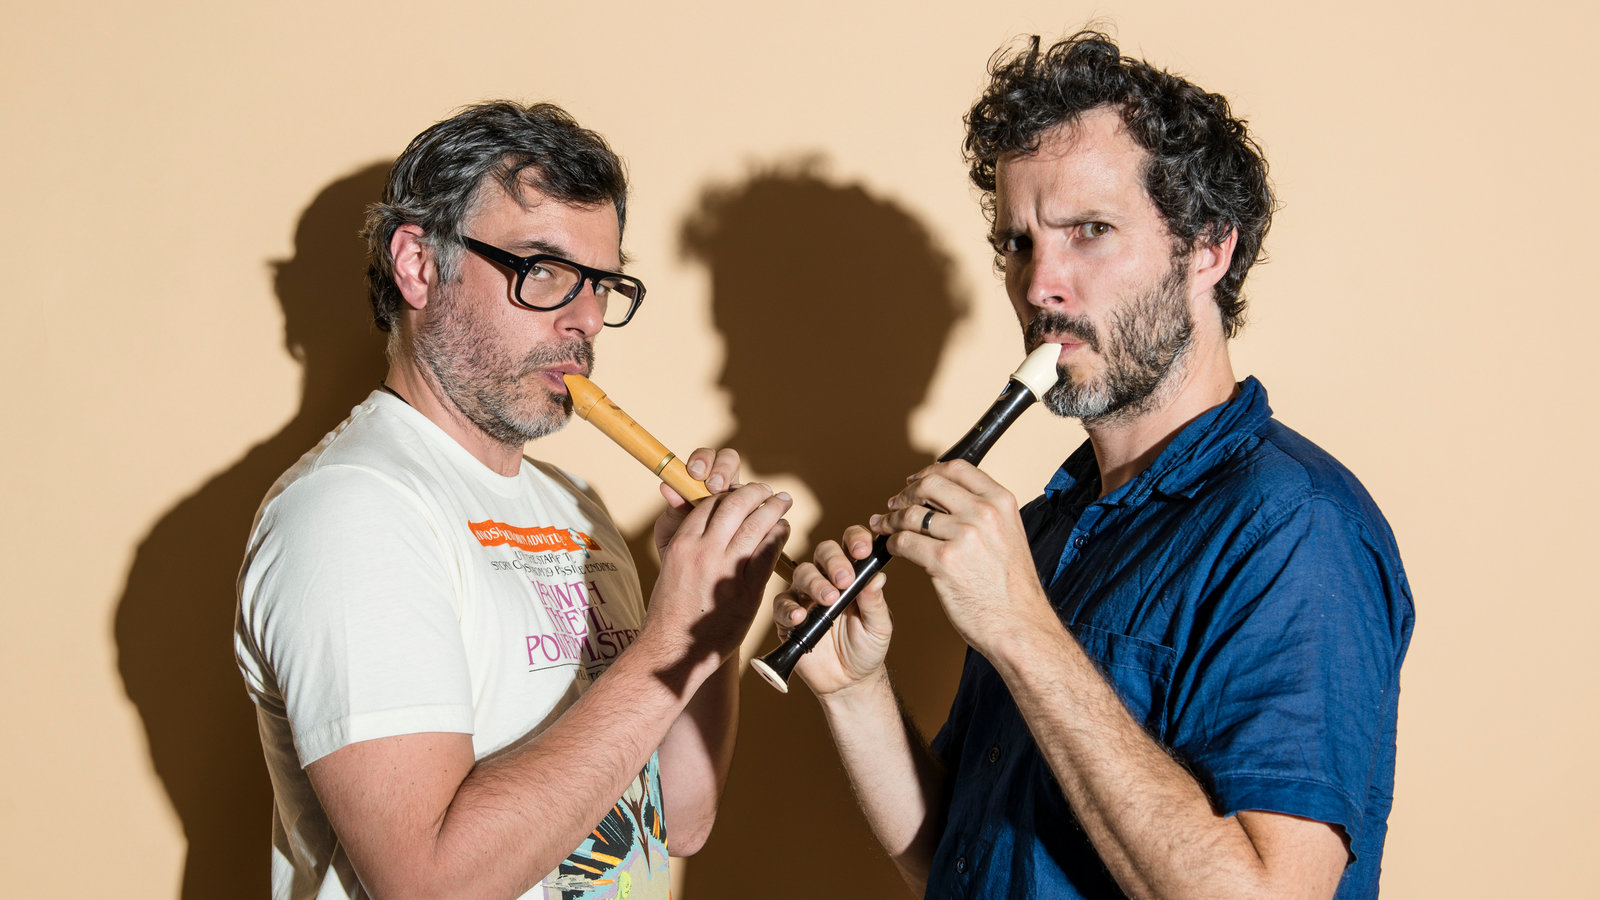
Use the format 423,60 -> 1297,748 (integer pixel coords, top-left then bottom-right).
459,236 -> 646,327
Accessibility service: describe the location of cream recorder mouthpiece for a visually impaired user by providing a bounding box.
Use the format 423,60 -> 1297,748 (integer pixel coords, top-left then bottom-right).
1012,344 -> 1062,398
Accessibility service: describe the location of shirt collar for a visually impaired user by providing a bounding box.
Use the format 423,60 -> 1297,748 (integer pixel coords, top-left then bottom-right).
1043,377 -> 1272,505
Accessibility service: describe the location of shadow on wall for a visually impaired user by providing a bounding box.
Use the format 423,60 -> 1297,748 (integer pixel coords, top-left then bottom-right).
113,157 -> 967,899
630,162 -> 972,898
114,163 -> 391,900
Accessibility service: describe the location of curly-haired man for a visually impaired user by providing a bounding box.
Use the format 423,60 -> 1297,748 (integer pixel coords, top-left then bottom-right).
778,31 -> 1412,899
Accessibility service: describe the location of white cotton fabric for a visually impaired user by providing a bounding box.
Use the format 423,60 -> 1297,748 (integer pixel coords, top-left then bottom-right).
235,391 -> 663,899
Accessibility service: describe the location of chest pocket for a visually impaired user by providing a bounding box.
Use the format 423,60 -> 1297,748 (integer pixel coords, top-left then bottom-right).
1068,622 -> 1176,737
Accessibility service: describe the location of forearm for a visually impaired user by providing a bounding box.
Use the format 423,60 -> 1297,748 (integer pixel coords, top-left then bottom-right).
817,667 -> 947,893
453,641 -> 703,878
657,652 -> 741,855
990,611 -> 1304,900
322,628 -> 722,900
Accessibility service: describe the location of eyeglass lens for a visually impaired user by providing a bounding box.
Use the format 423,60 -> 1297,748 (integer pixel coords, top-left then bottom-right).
520,260 -> 641,325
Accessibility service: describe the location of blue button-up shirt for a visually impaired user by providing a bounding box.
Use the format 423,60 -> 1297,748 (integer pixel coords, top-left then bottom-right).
926,378 -> 1413,899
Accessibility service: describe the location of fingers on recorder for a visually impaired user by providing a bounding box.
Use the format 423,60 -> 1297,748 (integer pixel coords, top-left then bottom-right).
684,446 -> 741,493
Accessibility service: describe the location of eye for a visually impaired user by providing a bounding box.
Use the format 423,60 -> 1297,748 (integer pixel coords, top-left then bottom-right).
592,281 -> 613,298
1075,222 -> 1112,239
995,233 -> 1032,255
527,263 -> 554,280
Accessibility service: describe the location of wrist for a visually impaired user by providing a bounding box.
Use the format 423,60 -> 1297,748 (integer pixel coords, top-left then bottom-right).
983,598 -> 1072,684
629,623 -> 727,692
814,664 -> 894,714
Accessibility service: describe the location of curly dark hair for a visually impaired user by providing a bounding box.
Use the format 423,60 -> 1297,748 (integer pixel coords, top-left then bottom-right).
362,101 -> 629,333
964,30 -> 1274,337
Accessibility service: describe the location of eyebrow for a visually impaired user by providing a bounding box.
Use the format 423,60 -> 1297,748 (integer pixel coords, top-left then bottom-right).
497,237 -> 630,271
503,238 -> 571,257
1031,208 -> 1117,229
992,207 -> 1119,240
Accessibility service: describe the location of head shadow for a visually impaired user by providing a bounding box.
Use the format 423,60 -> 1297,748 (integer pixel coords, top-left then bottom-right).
680,159 -> 966,546
113,162 -> 389,900
665,161 -> 975,897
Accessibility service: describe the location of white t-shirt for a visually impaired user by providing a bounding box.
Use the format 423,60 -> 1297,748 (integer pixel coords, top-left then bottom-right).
235,391 -> 671,899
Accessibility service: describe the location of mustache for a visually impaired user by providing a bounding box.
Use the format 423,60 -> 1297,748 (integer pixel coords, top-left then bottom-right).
1025,311 -> 1099,354
516,338 -> 595,378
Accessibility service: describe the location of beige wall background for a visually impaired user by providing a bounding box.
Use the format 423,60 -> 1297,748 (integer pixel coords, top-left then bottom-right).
3,0 -> 1593,896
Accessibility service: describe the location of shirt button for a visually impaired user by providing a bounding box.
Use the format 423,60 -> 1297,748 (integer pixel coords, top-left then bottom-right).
955,856 -> 968,874
987,745 -> 1001,763
1073,535 -> 1088,549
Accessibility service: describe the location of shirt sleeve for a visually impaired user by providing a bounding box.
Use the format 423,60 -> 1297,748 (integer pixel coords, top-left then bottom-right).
237,464 -> 476,766
1166,493 -> 1410,857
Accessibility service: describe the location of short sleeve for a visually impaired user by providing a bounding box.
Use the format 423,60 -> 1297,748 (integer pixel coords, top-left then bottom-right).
1167,495 -> 1410,856
236,465 -> 476,766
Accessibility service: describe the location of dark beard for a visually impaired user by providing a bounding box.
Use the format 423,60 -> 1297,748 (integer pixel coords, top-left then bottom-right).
1023,257 -> 1194,425
416,284 -> 595,445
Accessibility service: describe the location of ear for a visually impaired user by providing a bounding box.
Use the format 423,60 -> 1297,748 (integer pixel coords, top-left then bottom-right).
1188,227 -> 1238,302
389,224 -> 435,311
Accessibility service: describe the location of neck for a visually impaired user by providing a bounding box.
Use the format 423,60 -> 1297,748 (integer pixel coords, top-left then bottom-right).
1084,340 -> 1237,498
384,356 -> 528,477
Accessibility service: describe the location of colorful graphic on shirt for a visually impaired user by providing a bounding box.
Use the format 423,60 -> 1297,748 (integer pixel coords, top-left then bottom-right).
543,758 -> 670,899
469,519 -> 604,553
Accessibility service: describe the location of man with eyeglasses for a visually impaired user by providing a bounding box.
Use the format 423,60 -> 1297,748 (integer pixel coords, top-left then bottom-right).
775,31 -> 1413,899
235,101 -> 790,900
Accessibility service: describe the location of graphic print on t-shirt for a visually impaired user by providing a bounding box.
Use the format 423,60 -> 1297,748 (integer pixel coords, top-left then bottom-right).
468,519 -> 642,677
469,518 -> 605,554
543,760 -> 671,899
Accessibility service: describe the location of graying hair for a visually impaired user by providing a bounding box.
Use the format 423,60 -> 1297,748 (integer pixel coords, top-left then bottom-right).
362,101 -> 629,332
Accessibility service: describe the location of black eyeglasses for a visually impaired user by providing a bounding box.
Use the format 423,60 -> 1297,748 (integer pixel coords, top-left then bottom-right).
460,237 -> 646,327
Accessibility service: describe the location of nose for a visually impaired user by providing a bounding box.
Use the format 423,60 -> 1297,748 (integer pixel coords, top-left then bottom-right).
1018,244 -> 1073,311
555,280 -> 605,337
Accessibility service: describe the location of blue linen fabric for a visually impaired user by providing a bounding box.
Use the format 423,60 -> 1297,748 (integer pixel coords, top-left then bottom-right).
925,378 -> 1413,899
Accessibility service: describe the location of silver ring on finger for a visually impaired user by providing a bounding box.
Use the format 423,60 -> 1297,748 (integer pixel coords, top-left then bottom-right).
920,507 -> 937,536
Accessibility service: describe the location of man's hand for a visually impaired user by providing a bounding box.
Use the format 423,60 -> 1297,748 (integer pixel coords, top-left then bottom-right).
651,447 -> 742,557
771,527 -> 891,697
646,447 -> 792,665
870,459 -> 1048,657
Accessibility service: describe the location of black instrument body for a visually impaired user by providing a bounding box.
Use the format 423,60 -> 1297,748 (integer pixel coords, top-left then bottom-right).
750,376 -> 1046,691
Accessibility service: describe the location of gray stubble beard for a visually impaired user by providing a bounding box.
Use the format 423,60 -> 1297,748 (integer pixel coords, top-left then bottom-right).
1025,257 -> 1195,428
416,283 -> 595,446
